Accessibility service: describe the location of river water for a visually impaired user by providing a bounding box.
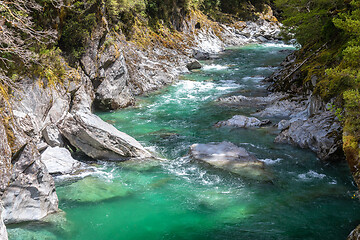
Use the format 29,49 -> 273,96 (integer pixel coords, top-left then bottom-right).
8,43 -> 360,239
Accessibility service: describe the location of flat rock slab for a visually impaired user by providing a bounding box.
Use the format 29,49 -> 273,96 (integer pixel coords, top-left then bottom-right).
215,115 -> 270,128
190,142 -> 269,180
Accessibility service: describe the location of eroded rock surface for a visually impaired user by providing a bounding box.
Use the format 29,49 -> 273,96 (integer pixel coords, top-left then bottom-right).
275,111 -> 343,160
42,124 -> 64,147
1,143 -> 58,224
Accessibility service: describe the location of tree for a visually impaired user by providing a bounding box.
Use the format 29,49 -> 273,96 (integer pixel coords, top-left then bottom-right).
0,0 -> 63,87
275,0 -> 345,46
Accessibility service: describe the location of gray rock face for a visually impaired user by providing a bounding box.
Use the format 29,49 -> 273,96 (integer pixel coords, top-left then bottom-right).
215,115 -> 270,128
11,79 -> 70,139
275,111 -> 343,160
186,60 -> 202,70
0,204 -> 8,240
70,86 -> 94,114
0,120 -> 12,194
190,142 -> 268,180
1,143 -> 58,224
58,112 -> 152,161
94,44 -> 134,110
41,147 -> 82,175
42,124 -> 64,147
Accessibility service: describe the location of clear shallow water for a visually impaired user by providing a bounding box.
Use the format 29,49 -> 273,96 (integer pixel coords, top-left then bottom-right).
8,43 -> 360,239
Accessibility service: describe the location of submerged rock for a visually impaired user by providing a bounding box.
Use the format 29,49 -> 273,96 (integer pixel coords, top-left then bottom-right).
40,147 -> 82,175
116,158 -> 162,172
215,115 -> 270,128
57,176 -> 130,203
58,112 -> 152,161
7,227 -> 57,240
1,143 -> 58,224
190,142 -> 268,180
186,60 -> 202,70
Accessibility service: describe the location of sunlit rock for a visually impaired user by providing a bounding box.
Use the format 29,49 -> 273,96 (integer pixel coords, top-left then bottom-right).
215,115 -> 270,128
41,147 -> 82,175
58,111 -> 152,161
190,142 -> 270,180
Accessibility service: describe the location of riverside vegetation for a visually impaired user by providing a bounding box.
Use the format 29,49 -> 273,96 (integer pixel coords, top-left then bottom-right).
0,0 -> 360,239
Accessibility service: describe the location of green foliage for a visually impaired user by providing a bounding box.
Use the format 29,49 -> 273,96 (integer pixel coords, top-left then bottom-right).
343,89 -> 360,140
58,0 -> 98,61
275,0 -> 345,46
219,0 -> 269,19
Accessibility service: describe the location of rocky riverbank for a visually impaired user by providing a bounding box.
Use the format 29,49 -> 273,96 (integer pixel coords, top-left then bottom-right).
0,5 -> 281,237
217,55 -> 344,162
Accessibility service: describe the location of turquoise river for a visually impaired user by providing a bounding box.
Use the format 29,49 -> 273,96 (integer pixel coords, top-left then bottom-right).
8,43 -> 360,240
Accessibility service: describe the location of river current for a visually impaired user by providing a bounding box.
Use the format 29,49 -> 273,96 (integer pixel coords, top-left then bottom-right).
8,43 -> 360,239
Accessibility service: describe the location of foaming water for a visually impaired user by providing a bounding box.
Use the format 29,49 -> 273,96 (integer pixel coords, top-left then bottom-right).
203,64 -> 229,71
8,43 -> 360,240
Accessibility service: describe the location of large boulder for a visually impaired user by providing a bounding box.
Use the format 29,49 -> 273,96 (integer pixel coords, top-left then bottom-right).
40,147 -> 82,175
215,115 -> 270,128
58,112 -> 152,161
1,143 -> 58,224
275,111 -> 343,161
190,142 -> 268,180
